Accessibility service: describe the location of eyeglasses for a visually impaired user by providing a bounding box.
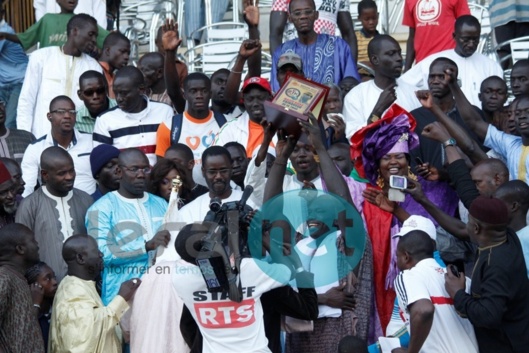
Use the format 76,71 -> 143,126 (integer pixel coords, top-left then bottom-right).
290,9 -> 315,18
120,165 -> 152,175
82,87 -> 106,96
205,168 -> 231,177
50,109 -> 77,115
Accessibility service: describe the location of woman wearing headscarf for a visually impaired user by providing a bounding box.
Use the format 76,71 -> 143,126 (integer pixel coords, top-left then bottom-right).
350,105 -> 459,334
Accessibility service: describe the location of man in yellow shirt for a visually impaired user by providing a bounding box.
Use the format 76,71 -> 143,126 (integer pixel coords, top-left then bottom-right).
48,235 -> 141,353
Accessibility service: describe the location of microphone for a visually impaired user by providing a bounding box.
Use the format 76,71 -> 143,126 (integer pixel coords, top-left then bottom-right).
238,185 -> 254,209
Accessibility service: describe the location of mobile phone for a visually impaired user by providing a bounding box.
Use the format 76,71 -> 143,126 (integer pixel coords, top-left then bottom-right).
389,175 -> 407,190
415,157 -> 424,165
449,264 -> 460,278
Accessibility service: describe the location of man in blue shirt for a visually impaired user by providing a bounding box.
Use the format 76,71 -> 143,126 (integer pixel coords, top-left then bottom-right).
0,6 -> 28,128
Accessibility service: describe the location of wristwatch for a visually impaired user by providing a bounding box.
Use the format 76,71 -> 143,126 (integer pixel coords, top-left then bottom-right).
443,138 -> 457,147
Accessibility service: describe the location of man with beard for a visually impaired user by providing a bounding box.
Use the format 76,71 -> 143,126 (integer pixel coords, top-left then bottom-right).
156,73 -> 227,186
48,235 -> 140,353
17,14 -> 103,139
16,147 -> 94,281
400,15 -> 503,107
0,160 -> 18,228
210,69 -> 243,119
75,70 -> 117,133
137,52 -> 174,108
22,95 -> 95,197
1,157 -> 25,196
85,148 -> 169,305
343,34 -> 421,139
0,223 -> 44,353
93,66 -> 173,166
214,77 -> 274,158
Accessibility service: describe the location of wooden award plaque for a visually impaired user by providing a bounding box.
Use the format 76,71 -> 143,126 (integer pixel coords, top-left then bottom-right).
264,73 -> 330,137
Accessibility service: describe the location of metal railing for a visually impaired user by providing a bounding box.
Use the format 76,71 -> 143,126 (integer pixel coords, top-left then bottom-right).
2,0 -> 35,32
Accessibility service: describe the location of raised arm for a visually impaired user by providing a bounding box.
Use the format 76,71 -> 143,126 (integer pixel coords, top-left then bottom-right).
300,114 -> 353,204
224,39 -> 262,106
446,67 -> 489,141
243,0 -> 262,78
337,12 -> 358,63
162,19 -> 186,113
269,10 -> 288,56
263,133 -> 298,203
422,121 -> 480,210
416,90 -> 487,164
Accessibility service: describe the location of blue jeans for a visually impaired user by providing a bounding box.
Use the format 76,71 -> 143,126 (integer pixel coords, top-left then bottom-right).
0,82 -> 23,129
184,0 -> 230,41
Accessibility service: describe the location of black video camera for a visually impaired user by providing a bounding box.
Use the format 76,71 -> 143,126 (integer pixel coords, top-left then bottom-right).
195,187 -> 254,302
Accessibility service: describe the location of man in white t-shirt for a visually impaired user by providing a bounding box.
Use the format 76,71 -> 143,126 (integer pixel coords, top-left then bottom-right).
343,35 -> 421,139
173,222 -> 292,353
156,73 -> 227,186
393,230 -> 478,353
400,15 -> 503,107
93,66 -> 173,166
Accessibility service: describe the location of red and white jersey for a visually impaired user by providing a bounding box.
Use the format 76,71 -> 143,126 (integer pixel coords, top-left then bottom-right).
394,258 -> 478,353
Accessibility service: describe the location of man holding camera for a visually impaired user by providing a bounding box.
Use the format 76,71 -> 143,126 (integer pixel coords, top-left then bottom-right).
174,145 -> 318,353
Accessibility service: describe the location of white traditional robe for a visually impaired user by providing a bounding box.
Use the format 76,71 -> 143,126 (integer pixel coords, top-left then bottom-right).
17,46 -> 102,138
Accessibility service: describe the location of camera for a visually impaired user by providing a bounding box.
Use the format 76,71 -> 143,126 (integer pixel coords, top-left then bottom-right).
389,175 -> 407,190
195,187 -> 254,302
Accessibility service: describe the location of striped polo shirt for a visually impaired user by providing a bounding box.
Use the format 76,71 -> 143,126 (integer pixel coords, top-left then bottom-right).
93,97 -> 174,165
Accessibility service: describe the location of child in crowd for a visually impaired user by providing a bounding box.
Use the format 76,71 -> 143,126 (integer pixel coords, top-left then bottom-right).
0,0 -> 108,51
26,261 -> 58,353
356,0 -> 380,80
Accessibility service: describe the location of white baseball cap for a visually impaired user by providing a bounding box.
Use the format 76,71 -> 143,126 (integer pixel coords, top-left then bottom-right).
393,215 -> 437,242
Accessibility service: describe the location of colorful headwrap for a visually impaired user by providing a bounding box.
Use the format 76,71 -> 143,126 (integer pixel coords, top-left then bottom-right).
350,104 -> 419,185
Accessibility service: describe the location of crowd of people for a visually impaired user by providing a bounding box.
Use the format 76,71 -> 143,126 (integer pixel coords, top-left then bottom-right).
1,0 -> 529,352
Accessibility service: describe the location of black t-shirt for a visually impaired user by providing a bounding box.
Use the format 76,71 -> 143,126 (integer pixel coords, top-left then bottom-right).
410,106 -> 488,171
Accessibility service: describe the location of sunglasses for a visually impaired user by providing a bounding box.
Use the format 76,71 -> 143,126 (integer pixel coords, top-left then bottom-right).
82,87 -> 106,96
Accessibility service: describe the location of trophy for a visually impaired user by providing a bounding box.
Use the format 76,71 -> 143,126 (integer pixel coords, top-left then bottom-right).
264,73 -> 330,137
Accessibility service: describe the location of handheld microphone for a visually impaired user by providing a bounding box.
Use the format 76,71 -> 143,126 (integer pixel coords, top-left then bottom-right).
238,185 -> 254,209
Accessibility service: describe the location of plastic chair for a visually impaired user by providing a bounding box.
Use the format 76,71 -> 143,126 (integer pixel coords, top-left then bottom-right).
119,0 -> 178,62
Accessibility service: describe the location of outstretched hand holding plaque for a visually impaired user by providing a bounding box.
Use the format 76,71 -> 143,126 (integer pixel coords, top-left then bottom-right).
264,73 -> 330,138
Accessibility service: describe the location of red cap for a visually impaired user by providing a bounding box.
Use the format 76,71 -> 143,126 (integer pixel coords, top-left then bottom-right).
241,77 -> 272,95
0,161 -> 12,185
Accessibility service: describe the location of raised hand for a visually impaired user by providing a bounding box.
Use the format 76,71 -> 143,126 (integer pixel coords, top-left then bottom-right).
327,113 -> 346,142
161,19 -> 182,52
415,162 -> 439,181
243,0 -> 260,27
299,112 -> 324,149
444,65 -> 458,87
421,121 -> 451,143
239,39 -> 262,59
415,90 -> 434,109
